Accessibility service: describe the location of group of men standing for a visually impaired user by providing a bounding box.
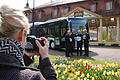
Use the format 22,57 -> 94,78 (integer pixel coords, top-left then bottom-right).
65,29 -> 90,57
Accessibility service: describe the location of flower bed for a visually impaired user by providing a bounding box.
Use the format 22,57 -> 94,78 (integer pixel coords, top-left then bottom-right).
30,56 -> 120,80
52,56 -> 120,80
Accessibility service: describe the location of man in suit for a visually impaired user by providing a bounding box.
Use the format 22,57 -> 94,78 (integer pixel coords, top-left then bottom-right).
83,29 -> 90,57
71,29 -> 76,56
76,30 -> 83,56
65,30 -> 73,57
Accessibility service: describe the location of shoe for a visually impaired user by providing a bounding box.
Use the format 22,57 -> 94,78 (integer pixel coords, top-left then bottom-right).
84,54 -> 87,56
68,55 -> 71,57
71,54 -> 74,56
84,54 -> 89,57
77,54 -> 79,56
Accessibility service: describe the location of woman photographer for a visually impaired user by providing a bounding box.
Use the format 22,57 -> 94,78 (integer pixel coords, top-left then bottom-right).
0,5 -> 57,80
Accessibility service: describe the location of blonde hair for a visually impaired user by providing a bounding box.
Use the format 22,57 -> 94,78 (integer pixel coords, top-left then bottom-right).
0,5 -> 30,37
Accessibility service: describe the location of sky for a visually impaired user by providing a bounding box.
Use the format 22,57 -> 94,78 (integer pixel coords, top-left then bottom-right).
0,0 -> 60,11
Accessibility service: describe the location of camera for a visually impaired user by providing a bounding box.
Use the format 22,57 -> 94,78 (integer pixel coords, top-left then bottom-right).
25,35 -> 45,52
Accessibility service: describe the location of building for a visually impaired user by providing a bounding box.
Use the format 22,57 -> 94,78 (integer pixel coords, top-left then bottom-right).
24,0 -> 120,46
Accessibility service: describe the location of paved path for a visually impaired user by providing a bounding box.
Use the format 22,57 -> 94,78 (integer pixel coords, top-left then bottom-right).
89,47 -> 120,62
49,46 -> 120,62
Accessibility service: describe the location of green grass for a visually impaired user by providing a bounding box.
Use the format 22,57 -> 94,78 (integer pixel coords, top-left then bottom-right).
49,55 -> 120,66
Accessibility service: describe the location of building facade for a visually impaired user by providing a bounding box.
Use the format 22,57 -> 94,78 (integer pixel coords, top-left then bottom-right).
24,0 -> 120,46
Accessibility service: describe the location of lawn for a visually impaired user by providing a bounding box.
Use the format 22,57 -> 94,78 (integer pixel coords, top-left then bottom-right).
30,55 -> 120,80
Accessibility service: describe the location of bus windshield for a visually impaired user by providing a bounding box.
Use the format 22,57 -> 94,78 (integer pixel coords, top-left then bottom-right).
68,18 -> 88,34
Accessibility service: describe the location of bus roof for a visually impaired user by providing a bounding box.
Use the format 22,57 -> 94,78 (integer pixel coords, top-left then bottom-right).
30,17 -> 85,26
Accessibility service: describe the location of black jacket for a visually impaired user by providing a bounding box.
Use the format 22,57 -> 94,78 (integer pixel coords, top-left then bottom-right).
65,34 -> 72,47
71,33 -> 76,44
0,38 -> 57,80
83,33 -> 90,43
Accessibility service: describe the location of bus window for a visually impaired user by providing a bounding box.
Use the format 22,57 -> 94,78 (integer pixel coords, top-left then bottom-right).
55,25 -> 59,37
68,18 -> 87,35
60,20 -> 68,37
47,23 -> 55,37
61,28 -> 66,37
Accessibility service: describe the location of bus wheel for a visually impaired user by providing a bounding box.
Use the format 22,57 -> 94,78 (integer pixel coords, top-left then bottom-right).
50,41 -> 55,49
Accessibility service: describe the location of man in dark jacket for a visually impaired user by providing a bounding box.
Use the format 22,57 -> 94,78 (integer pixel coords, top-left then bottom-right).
65,30 -> 73,57
71,29 -> 76,56
76,30 -> 83,56
83,29 -> 90,57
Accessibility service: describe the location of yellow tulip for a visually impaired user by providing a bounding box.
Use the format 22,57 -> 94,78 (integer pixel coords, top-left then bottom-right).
74,75 -> 77,79
107,72 -> 110,76
109,71 -> 111,75
92,77 -> 95,80
115,72 -> 118,77
75,72 -> 79,76
68,77 -> 70,80
68,65 -> 71,69
112,70 -> 115,75
58,70 -> 61,73
77,77 -> 80,80
87,73 -> 90,78
72,69 -> 75,72
94,74 -> 96,77
59,64 -> 62,68
84,77 -> 87,80
103,71 -> 106,76
78,59 -> 82,63
56,74 -> 58,78
54,65 -> 57,69
63,71 -> 66,75
81,74 -> 85,77
62,76 -> 64,79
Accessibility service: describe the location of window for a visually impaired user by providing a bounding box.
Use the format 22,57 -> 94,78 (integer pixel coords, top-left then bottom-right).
64,8 -> 68,14
108,26 -> 116,40
38,12 -> 41,19
53,9 -> 57,17
110,18 -> 114,22
101,26 -> 116,41
61,28 -> 66,37
102,27 -> 107,40
106,2 -> 112,10
55,25 -> 59,37
90,27 -> 98,41
90,5 -> 96,12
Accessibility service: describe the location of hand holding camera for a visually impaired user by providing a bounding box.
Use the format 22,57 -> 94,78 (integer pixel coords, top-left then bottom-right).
25,35 -> 49,59
35,37 -> 49,59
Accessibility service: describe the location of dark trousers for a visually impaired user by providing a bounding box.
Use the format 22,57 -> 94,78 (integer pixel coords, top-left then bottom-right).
71,42 -> 75,55
65,45 -> 72,57
77,43 -> 82,56
84,42 -> 89,56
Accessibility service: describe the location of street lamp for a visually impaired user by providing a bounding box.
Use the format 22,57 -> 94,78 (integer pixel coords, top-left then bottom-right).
25,0 -> 35,61
25,0 -> 35,35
